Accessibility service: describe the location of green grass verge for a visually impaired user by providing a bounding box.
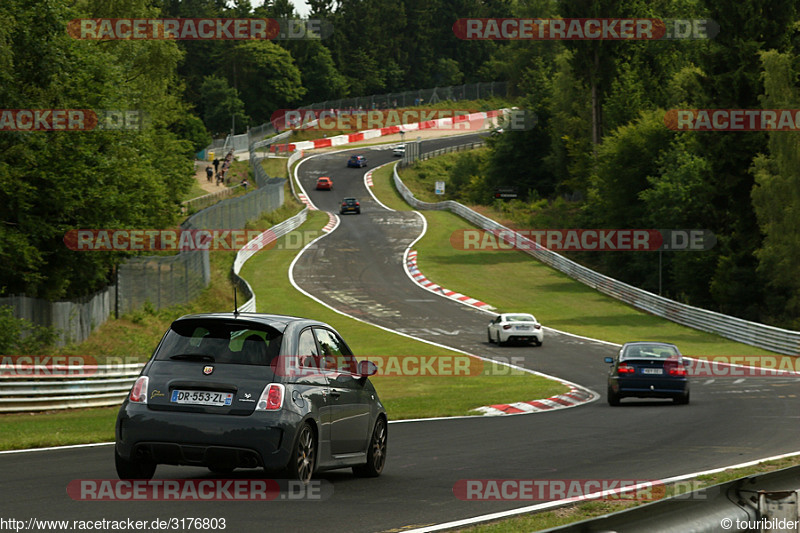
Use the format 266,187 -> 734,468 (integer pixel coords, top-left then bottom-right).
376,161 -> 780,358
0,407 -> 118,451
239,209 -> 567,420
260,156 -> 289,179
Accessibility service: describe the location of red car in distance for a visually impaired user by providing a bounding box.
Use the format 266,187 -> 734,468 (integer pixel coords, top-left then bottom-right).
316,177 -> 333,190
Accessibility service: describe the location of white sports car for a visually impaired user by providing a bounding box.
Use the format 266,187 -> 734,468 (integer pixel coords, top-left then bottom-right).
487,313 -> 543,346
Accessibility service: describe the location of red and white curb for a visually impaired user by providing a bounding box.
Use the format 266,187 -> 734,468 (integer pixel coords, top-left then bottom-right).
365,169 -> 374,187
272,110 -> 505,152
472,387 -> 595,416
322,212 -> 338,233
297,193 -> 317,210
406,250 -> 495,311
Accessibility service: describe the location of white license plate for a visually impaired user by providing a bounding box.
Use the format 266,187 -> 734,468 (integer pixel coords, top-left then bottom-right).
642,368 -> 663,375
515,326 -> 530,330
171,390 -> 233,406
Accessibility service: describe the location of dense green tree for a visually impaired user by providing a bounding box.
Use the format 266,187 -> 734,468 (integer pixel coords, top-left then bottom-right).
0,0 -> 193,299
751,50 -> 800,326
199,75 -> 250,135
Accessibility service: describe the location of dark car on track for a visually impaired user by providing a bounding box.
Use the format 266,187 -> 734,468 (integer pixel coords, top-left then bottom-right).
115,313 -> 388,483
347,155 -> 367,168
605,341 -> 690,406
340,197 -> 361,215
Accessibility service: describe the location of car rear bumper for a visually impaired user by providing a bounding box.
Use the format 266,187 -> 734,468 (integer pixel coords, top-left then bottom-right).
500,330 -> 543,343
610,377 -> 689,397
116,403 -> 303,471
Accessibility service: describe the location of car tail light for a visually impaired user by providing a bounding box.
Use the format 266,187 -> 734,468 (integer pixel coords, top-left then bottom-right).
617,364 -> 635,374
534,324 -> 541,329
502,325 -> 512,330
129,376 -> 149,403
668,366 -> 687,376
256,383 -> 285,411
355,201 -> 359,206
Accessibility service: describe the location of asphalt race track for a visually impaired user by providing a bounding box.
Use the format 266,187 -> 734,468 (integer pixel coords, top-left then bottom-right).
2,135 -> 799,532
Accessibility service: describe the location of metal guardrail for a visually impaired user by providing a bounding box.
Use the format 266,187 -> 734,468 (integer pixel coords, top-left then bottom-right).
0,364 -> 144,413
541,464 -> 800,532
231,208 -> 309,313
393,163 -> 800,355
417,141 -> 486,163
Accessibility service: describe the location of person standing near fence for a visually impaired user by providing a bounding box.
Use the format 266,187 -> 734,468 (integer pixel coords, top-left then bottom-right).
205,165 -> 213,182
213,158 -> 220,174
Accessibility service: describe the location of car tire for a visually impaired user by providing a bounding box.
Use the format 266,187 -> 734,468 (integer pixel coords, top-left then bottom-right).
356,209 -> 360,214
353,417 -> 387,478
673,391 -> 690,405
287,423 -> 316,484
115,449 -> 156,480
487,330 -> 493,344
607,386 -> 621,406
496,331 -> 505,346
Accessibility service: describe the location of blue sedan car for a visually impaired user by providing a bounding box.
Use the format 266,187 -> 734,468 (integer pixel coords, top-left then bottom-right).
605,342 -> 690,406
347,155 -> 367,168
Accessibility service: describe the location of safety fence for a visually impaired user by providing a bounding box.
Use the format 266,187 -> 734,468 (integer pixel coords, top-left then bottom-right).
231,208 -> 309,313
542,464 -> 800,533
0,364 -> 144,413
181,184 -> 242,212
393,164 -> 800,355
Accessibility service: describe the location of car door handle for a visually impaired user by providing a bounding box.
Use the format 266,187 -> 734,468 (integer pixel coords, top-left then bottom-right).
329,390 -> 341,398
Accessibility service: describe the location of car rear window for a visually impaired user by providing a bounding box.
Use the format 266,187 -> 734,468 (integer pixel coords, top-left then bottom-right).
154,320 -> 282,366
623,344 -> 679,359
506,314 -> 536,322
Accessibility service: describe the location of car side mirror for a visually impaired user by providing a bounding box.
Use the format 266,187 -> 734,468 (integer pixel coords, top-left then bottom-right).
604,357 -> 614,364
358,360 -> 378,377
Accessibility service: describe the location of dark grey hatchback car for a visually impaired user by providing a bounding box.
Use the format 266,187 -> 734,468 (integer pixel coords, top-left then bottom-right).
115,313 -> 387,483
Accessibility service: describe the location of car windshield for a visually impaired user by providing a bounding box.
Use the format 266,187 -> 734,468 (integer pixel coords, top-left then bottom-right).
506,314 -> 536,322
154,320 -> 282,366
623,344 -> 680,359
